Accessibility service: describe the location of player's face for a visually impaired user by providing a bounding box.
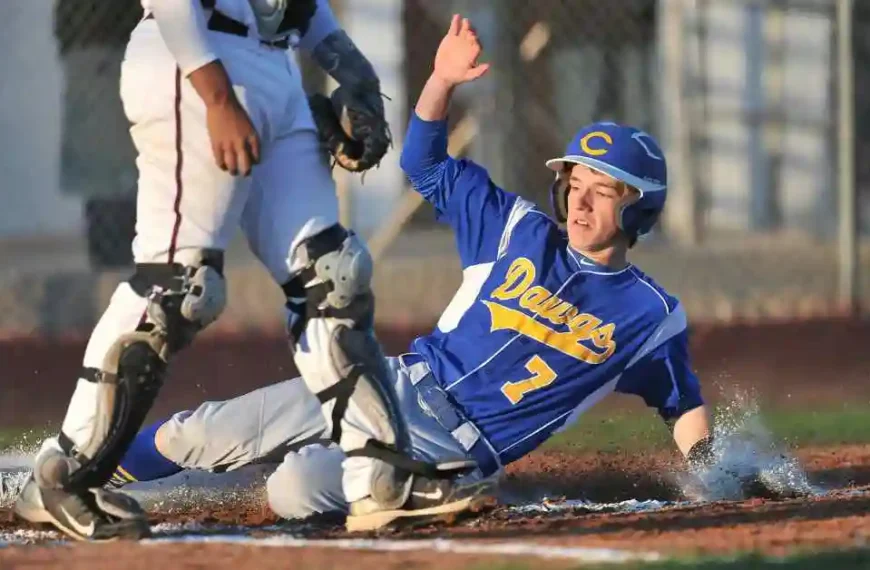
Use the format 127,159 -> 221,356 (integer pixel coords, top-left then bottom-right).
564,164 -> 636,252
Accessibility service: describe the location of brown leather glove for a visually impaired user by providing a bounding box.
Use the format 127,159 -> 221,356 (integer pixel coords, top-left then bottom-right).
308,85 -> 391,173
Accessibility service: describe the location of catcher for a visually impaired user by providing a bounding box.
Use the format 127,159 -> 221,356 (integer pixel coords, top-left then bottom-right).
14,0 -> 400,542
102,14 -> 738,526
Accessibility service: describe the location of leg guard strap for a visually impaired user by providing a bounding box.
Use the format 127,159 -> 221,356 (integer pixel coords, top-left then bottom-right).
128,250 -> 225,297
129,251 -> 227,354
315,369 -> 362,443
346,441 -> 476,480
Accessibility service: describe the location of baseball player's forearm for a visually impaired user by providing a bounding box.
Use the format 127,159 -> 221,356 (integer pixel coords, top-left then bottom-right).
672,405 -> 712,458
296,0 -> 340,54
188,61 -> 236,107
415,74 -> 456,122
400,73 -> 458,176
310,29 -> 380,91
399,112 -> 460,208
149,0 -> 218,77
401,112 -> 448,173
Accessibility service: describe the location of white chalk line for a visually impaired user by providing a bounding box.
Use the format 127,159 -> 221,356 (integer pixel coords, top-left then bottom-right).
0,520 -> 662,563
141,533 -> 664,563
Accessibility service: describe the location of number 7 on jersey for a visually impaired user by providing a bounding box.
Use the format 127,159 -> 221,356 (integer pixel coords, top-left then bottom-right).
501,355 -> 558,405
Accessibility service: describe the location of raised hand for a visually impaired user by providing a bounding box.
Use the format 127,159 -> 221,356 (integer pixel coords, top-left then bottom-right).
432,14 -> 490,87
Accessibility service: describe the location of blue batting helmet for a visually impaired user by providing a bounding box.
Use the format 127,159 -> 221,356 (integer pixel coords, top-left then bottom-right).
545,122 -> 667,240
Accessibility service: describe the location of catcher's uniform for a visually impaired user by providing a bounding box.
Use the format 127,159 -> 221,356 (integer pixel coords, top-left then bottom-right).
50,0 -> 346,486
53,0 -> 392,474
15,0 -> 393,542
112,112 -> 706,520
123,0 -> 338,282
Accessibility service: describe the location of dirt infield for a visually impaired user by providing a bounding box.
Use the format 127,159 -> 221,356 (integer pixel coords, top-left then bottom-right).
1,317 -> 869,566
0,445 -> 869,567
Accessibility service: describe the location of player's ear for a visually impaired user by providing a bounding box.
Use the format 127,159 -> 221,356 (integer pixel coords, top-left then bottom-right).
619,186 -> 641,248
621,184 -> 641,205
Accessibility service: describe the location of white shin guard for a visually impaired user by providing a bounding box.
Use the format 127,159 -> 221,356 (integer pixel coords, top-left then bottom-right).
38,251 -> 227,492
285,218 -> 414,509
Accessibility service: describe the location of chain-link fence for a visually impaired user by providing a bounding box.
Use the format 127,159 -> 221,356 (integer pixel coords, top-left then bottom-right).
375,0 -> 870,324
0,0 -> 867,339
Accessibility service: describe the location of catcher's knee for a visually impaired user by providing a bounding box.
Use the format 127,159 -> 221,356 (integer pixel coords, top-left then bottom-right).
282,218 -> 374,339
129,249 -> 227,354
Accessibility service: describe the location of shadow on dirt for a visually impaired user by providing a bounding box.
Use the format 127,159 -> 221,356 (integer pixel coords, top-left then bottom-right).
496,464 -> 870,506
412,490 -> 870,541
810,465 -> 870,489
498,469 -> 684,504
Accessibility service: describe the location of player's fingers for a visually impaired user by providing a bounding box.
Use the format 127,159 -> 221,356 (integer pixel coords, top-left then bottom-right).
466,63 -> 490,81
248,134 -> 261,165
460,17 -> 470,37
470,39 -> 483,59
448,13 -> 460,35
236,141 -> 253,177
213,143 -> 227,172
223,146 -> 239,176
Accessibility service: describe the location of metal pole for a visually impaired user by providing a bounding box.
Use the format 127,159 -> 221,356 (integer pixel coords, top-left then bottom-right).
659,0 -> 697,245
837,0 -> 858,315
745,1 -> 771,230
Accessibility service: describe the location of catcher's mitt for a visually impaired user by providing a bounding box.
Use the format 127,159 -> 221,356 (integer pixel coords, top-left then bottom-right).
308,85 -> 392,173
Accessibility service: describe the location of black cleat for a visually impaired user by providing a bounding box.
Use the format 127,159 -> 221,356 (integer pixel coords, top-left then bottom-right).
14,476 -> 151,542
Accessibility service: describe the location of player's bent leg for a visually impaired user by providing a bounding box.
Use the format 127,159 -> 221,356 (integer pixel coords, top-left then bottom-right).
108,376 -> 330,488
283,219 -> 481,531
16,252 -> 226,541
107,416 -> 185,489
154,377 -> 329,474
266,443 -> 347,520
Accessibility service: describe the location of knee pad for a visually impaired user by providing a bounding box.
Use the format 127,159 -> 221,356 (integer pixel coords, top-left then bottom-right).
131,249 -> 227,354
43,251 -> 226,491
283,219 -> 374,339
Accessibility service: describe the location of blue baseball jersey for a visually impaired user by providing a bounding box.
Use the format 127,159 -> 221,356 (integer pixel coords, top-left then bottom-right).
399,112 -> 704,468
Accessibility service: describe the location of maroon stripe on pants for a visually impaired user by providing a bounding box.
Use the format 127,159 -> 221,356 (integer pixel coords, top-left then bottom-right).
168,67 -> 184,264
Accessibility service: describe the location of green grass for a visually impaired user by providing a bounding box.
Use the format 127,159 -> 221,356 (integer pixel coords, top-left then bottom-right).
0,425 -> 55,452
0,405 -> 868,456
543,404 -> 870,454
628,549 -> 870,569
468,548 -> 870,570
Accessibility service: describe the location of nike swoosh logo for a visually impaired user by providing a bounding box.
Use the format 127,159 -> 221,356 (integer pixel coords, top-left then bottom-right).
60,505 -> 95,537
579,258 -> 597,266
413,488 -> 444,501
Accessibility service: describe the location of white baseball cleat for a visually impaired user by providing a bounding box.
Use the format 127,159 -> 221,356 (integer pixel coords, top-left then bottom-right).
345,474 -> 497,532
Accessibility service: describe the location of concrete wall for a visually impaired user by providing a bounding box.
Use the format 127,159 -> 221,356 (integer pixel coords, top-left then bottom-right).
0,2 -> 83,238
686,2 -> 835,235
